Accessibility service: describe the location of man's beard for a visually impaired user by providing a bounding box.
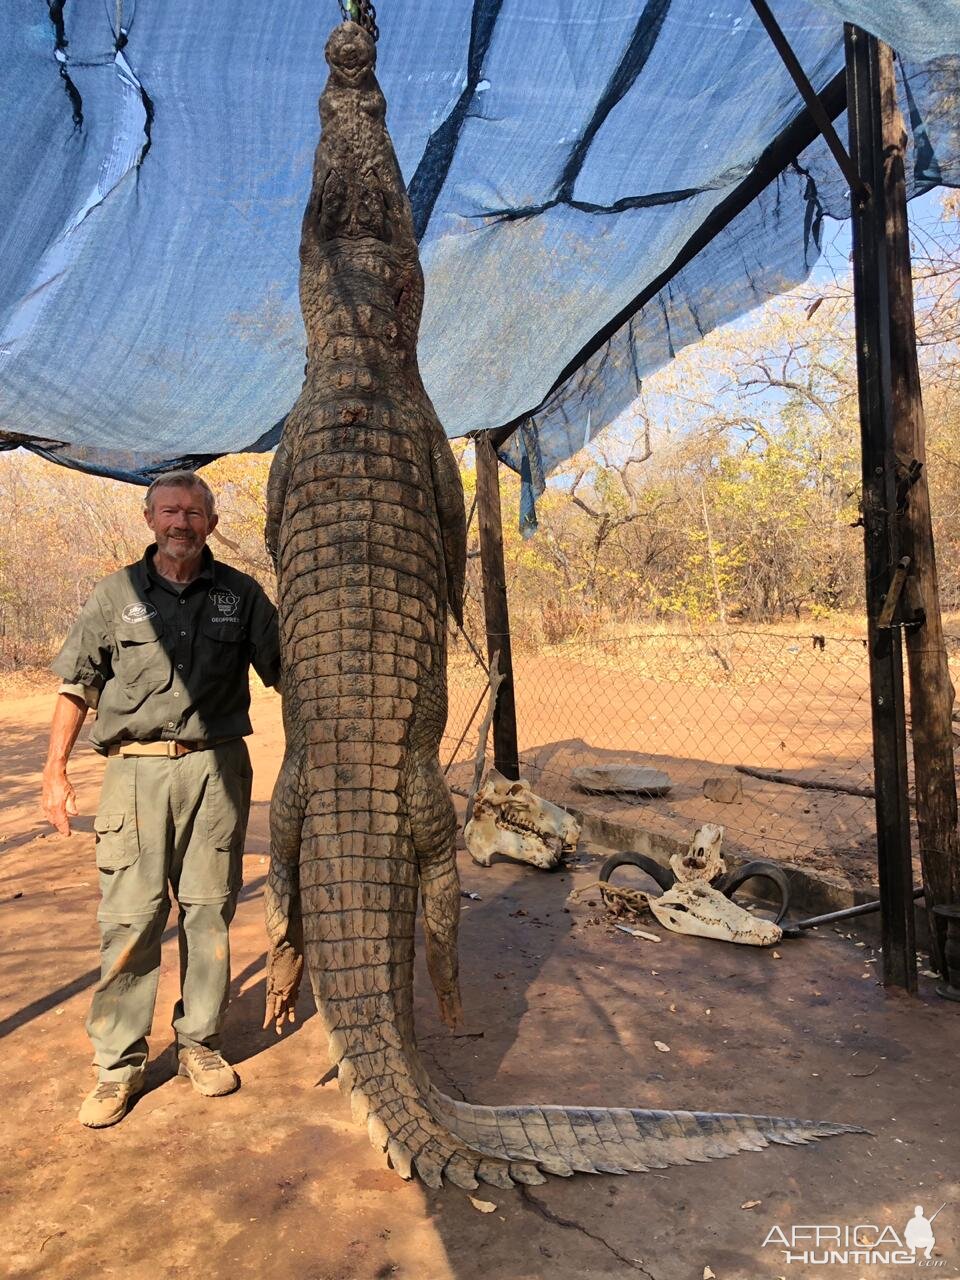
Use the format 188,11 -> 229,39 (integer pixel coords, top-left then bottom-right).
159,532 -> 201,560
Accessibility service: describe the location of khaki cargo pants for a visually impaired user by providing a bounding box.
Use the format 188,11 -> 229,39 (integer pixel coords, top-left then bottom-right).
87,740 -> 252,1082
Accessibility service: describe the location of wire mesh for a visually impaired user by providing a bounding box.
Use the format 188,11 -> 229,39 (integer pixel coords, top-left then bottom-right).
444,625 -> 960,891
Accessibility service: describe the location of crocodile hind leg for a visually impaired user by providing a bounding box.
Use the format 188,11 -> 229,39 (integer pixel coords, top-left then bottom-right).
410,759 -> 463,1029
264,742 -> 306,1033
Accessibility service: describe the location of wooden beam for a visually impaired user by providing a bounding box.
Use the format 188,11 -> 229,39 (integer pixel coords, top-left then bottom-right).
879,42 -> 960,974
845,23 -> 916,992
474,431 -> 520,780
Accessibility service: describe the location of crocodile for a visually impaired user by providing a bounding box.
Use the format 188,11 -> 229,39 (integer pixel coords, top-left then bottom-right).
261,20 -> 861,1190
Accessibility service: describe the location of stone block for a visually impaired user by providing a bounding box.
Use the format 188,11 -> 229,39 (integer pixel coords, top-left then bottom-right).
702,775 -> 743,804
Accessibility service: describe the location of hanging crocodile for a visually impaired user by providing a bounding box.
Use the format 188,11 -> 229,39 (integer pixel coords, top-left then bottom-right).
262,20 -> 861,1190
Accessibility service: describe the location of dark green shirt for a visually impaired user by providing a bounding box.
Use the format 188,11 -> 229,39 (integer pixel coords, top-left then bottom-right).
52,546 -> 281,753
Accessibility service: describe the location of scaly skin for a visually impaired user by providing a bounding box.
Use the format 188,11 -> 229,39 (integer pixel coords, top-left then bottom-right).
263,22 -> 863,1189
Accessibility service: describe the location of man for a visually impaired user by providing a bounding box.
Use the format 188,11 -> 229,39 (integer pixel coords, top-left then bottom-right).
42,470 -> 281,1128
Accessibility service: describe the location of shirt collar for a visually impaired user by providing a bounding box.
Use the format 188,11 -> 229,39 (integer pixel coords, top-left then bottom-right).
141,544 -> 217,592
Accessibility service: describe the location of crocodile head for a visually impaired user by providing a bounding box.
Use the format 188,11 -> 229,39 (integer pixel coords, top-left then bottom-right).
647,880 -> 782,946
325,22 -> 376,88
300,22 -> 422,363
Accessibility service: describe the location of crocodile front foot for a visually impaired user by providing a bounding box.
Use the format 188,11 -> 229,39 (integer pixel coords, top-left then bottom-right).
263,942 -> 304,1036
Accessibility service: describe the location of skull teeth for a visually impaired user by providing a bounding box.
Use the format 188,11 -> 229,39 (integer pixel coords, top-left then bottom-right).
500,815 -> 555,840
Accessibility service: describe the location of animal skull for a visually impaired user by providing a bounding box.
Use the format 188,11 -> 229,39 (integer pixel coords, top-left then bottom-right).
655,823 -> 780,944
465,772 -> 581,870
647,881 -> 782,945
669,822 -> 726,884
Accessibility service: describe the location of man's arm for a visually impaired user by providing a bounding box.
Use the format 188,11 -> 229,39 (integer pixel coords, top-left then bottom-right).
247,582 -> 282,688
45,586 -> 113,834
42,692 -> 89,836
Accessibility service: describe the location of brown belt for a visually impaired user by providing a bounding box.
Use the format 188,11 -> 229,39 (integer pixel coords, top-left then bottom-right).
106,738 -> 239,758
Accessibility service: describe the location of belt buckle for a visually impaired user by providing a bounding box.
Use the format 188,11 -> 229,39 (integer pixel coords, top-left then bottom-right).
166,740 -> 179,758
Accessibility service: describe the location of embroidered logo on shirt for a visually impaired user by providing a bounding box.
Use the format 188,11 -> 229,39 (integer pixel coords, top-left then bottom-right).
209,588 -> 240,618
121,602 -> 159,624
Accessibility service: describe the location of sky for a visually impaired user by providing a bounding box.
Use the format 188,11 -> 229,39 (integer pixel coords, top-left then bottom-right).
813,186 -> 954,284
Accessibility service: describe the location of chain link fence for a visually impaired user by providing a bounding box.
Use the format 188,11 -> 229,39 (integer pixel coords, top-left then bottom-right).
443,625 -> 960,889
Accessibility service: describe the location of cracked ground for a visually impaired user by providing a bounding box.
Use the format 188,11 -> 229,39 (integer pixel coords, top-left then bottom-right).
2,684 -> 958,1280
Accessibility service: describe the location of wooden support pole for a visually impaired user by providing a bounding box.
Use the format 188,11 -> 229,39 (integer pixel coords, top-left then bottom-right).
845,24 -> 916,992
879,42 -> 960,973
474,431 -> 520,780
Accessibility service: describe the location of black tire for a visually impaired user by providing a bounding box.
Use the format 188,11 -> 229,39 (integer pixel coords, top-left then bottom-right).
598,851 -> 675,894
716,860 -> 790,925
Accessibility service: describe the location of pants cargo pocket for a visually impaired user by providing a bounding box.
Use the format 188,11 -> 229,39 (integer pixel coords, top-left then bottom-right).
94,758 -> 141,871
93,811 -> 140,871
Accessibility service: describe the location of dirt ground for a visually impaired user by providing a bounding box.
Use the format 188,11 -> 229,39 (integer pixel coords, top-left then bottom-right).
2,683 -> 959,1280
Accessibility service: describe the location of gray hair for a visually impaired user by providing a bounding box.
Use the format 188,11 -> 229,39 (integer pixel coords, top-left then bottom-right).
144,470 -> 217,518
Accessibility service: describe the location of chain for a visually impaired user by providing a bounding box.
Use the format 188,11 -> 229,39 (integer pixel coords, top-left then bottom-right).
338,0 -> 379,40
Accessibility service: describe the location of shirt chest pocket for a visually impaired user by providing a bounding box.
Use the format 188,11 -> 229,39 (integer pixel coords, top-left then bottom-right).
201,617 -> 246,647
114,621 -> 168,687
200,617 -> 246,675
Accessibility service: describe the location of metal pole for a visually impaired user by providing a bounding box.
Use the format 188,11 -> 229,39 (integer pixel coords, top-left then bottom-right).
474,431 -> 520,780
845,23 -> 916,992
749,0 -> 868,202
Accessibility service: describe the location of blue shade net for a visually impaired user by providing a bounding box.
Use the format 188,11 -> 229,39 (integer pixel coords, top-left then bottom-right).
1,1 -> 958,529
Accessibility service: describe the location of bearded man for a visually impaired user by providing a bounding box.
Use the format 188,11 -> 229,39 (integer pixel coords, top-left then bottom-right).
42,470 -> 280,1127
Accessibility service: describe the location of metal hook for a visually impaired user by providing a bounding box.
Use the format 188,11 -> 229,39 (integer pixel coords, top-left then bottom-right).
338,0 -> 379,41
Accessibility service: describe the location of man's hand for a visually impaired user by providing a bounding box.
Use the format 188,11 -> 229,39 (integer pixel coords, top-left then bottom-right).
42,690 -> 89,835
42,768 -> 79,836
263,942 -> 304,1035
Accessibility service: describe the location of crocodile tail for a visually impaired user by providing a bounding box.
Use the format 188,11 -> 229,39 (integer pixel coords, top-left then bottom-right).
425,1095 -> 863,1186
327,1036 -> 863,1188
302,815 -> 863,1189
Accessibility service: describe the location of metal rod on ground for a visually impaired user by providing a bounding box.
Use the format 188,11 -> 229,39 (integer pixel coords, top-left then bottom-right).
879,42 -> 960,975
787,887 -> 925,933
845,23 -> 916,992
735,763 -> 880,800
474,431 -> 520,780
